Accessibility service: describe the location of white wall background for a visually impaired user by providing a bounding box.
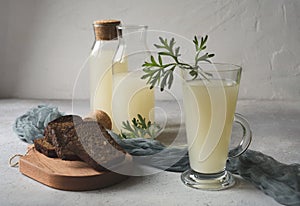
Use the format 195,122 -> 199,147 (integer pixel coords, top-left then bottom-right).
0,0 -> 299,100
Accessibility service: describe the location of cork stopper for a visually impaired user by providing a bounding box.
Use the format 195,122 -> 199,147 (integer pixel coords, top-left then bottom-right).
93,19 -> 121,41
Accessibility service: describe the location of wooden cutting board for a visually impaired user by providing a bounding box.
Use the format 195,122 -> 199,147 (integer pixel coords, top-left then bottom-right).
19,146 -> 129,191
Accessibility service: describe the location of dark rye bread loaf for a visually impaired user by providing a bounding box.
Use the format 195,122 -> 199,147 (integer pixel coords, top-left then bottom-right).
35,114 -> 126,171
45,115 -> 82,160
56,121 -> 126,172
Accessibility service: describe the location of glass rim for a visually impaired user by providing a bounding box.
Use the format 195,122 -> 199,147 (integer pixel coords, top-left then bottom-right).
117,25 -> 148,30
193,62 -> 242,72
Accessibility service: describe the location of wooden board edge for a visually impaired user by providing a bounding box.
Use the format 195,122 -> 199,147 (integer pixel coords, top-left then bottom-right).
19,148 -> 129,191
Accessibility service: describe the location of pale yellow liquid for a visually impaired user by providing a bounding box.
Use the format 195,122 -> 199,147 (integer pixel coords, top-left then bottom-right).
89,50 -> 115,118
112,70 -> 155,133
183,79 -> 239,173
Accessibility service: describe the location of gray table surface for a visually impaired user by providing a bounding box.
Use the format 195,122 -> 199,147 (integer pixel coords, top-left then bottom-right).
1,99 -> 299,206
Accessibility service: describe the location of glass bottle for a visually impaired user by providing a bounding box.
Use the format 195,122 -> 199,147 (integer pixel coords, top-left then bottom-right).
89,20 -> 121,118
112,25 -> 155,132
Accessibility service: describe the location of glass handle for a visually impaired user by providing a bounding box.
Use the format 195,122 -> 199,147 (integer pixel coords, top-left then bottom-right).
228,113 -> 252,158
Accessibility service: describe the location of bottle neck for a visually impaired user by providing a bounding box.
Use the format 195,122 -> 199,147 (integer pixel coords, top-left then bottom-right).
117,25 -> 148,55
113,25 -> 149,72
91,39 -> 119,56
91,20 -> 120,51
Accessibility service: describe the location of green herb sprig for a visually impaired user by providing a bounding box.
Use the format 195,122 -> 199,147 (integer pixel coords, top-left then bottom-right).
141,35 -> 215,91
119,114 -> 162,139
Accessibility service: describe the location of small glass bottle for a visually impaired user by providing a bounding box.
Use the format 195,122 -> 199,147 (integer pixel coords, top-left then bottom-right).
89,20 -> 121,118
112,25 -> 155,132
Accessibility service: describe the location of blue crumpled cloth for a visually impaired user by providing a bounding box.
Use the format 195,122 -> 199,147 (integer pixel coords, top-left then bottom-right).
13,105 -> 300,206
13,105 -> 64,143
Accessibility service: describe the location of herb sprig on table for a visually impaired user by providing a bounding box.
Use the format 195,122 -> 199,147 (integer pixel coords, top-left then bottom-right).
119,114 -> 162,139
141,35 -> 215,91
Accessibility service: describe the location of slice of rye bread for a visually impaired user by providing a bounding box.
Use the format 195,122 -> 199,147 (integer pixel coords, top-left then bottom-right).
34,137 -> 58,158
56,121 -> 126,172
45,115 -> 83,160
